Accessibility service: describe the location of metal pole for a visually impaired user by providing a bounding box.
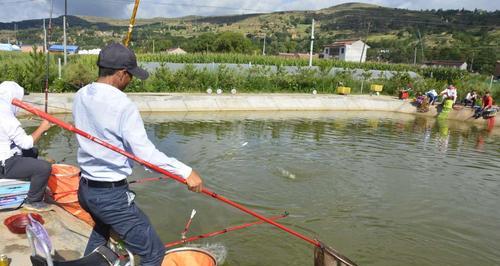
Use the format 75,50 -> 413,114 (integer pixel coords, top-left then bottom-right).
413,46 -> 417,65
309,19 -> 315,67
489,75 -> 494,90
63,0 -> 67,65
58,58 -> 62,79
359,22 -> 370,63
262,34 -> 266,56
43,19 -> 47,53
45,0 -> 53,113
417,28 -> 425,62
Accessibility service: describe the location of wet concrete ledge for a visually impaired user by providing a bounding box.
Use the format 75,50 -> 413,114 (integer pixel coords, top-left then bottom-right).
20,93 -> 497,127
0,206 -> 90,265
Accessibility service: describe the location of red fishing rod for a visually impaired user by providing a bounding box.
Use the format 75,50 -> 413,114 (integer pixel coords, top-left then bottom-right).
129,176 -> 169,184
12,99 -> 321,247
166,212 -> 288,248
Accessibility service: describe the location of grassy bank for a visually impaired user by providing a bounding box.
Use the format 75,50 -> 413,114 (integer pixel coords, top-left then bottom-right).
1,51 -> 498,102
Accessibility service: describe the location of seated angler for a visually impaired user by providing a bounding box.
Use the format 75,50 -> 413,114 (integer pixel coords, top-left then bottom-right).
0,81 -> 53,212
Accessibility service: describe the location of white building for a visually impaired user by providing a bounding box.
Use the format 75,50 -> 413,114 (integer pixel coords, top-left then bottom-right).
322,39 -> 370,62
78,48 -> 101,55
0,43 -> 21,52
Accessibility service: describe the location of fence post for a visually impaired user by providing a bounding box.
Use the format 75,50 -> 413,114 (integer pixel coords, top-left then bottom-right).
58,58 -> 62,79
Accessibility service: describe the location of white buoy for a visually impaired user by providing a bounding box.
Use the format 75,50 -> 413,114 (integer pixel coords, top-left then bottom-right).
207,88 -> 213,94
312,89 -> 317,95
231,88 -> 237,94
216,89 -> 223,94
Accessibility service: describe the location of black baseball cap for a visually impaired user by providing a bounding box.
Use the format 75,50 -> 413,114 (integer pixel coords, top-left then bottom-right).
97,43 -> 149,80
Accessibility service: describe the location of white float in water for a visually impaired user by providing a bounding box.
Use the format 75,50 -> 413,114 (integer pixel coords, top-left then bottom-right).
216,89 -> 223,94
231,88 -> 237,94
277,167 -> 296,179
207,88 -> 213,94
312,89 -> 317,95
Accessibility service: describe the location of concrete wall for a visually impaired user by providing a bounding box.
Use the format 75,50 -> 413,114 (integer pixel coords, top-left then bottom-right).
345,41 -> 368,63
19,93 -> 497,127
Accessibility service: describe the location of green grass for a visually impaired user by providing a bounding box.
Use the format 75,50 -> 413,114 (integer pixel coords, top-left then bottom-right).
0,51 -> 498,103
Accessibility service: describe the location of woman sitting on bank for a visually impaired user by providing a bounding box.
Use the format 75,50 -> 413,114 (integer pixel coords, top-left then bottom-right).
0,81 -> 52,212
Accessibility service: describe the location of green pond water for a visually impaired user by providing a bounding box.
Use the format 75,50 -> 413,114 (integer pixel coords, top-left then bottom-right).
30,111 -> 499,266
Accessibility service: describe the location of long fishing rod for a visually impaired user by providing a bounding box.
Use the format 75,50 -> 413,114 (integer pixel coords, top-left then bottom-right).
12,99 -> 357,266
13,99 -> 318,244
124,0 -> 141,47
44,0 -> 54,113
165,213 -> 288,248
129,176 -> 169,184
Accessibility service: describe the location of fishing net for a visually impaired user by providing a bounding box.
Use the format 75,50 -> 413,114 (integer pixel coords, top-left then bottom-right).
162,247 -> 218,266
314,241 -> 358,266
185,243 -> 227,265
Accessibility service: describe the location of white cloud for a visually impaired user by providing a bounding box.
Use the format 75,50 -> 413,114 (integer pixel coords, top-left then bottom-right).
0,0 -> 498,22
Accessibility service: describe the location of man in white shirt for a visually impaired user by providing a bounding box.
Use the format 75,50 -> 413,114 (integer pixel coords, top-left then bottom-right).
0,81 -> 52,211
74,43 -> 203,266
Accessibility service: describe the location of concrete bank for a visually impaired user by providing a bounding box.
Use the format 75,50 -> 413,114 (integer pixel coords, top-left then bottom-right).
21,93 -> 497,127
0,206 -> 90,265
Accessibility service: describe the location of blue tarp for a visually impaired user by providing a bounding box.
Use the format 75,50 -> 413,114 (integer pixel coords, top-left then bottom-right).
48,44 -> 79,53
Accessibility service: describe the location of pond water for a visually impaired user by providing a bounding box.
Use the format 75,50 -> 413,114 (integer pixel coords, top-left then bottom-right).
31,111 -> 500,266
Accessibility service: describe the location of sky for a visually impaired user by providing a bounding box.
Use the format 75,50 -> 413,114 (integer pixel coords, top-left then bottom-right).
0,0 -> 499,23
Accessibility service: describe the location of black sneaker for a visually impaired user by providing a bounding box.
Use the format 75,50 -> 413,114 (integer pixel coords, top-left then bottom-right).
23,201 -> 53,212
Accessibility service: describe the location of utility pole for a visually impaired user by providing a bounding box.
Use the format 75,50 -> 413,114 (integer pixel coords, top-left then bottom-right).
309,19 -> 315,67
413,46 -> 417,65
63,0 -> 67,65
262,34 -> 266,56
417,28 -> 425,63
359,21 -> 371,63
43,19 -> 47,53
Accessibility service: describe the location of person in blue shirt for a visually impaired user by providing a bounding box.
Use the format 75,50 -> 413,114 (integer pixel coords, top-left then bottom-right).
73,43 -> 203,266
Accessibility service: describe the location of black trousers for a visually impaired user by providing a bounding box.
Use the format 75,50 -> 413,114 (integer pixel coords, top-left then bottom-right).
78,179 -> 165,265
0,148 -> 51,202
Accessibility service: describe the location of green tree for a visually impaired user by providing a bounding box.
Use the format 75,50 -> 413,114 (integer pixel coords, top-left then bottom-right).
25,46 -> 49,92
214,32 -> 254,53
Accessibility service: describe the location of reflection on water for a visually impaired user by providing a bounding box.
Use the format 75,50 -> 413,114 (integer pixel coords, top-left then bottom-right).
26,111 -> 500,266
